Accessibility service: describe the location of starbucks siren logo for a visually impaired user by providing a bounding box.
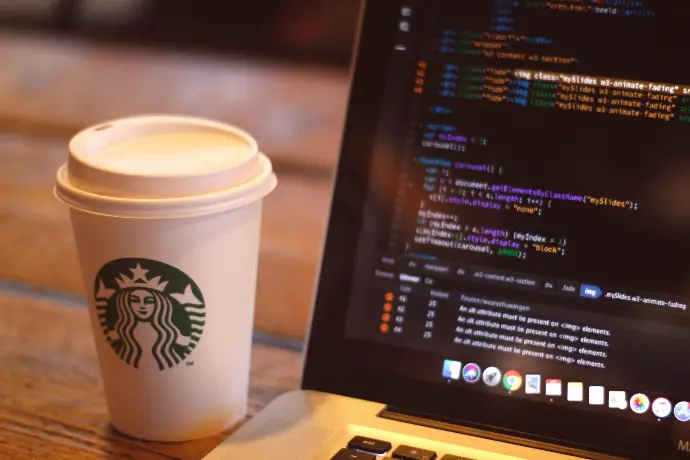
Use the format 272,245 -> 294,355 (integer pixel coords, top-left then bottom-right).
94,258 -> 205,370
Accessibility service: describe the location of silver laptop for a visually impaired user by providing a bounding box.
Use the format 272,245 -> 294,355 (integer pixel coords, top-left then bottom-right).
204,1 -> 690,458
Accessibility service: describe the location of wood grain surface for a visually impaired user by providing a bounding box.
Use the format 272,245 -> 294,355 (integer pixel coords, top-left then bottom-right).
0,33 -> 332,456
0,31 -> 349,171
0,291 -> 302,459
0,26 -> 352,339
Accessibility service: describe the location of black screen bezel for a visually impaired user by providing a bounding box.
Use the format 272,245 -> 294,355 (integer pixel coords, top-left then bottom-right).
301,1 -> 679,459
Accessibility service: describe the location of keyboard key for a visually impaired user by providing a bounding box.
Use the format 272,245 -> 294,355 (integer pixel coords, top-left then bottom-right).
440,455 -> 471,460
392,444 -> 437,460
330,447 -> 376,460
347,435 -> 392,454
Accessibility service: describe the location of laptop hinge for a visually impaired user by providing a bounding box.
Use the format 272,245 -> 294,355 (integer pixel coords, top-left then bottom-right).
378,406 -> 626,460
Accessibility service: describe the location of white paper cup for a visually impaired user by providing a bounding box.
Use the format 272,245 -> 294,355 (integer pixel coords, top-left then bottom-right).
54,115 -> 277,442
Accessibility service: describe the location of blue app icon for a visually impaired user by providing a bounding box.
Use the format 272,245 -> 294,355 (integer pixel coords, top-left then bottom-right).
462,363 -> 482,383
442,359 -> 462,380
675,401 -> 690,422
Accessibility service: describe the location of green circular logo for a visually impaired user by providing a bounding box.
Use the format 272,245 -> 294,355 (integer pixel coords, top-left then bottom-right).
94,258 -> 205,370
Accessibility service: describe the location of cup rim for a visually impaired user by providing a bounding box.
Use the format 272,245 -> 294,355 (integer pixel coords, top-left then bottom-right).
55,153 -> 277,219
68,114 -> 260,181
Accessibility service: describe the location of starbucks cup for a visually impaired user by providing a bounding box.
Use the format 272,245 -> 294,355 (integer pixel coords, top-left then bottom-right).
54,115 -> 277,442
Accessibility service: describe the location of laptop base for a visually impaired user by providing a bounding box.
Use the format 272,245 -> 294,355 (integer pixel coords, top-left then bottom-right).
202,390 -> 589,460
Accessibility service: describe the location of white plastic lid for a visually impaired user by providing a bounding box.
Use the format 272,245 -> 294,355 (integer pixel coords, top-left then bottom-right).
55,115 -> 277,219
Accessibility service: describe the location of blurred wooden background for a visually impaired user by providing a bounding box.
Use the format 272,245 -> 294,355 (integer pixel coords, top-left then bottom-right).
0,0 -> 360,65
0,0 -> 358,343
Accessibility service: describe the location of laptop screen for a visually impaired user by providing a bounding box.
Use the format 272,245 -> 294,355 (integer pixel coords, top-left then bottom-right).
304,1 -> 690,458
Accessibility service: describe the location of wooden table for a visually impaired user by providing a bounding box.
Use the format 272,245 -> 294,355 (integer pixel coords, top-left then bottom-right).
0,291 -> 302,459
0,31 -> 347,458
0,31 -> 349,341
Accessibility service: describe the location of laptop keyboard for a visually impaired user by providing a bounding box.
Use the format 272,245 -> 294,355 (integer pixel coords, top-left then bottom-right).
329,435 -> 471,460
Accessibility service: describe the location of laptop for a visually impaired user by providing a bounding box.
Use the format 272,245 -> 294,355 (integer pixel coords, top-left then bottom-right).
204,1 -> 690,459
